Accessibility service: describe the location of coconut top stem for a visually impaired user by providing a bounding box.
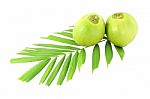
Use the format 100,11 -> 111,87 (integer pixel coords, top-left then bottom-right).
88,15 -> 99,24
112,13 -> 124,19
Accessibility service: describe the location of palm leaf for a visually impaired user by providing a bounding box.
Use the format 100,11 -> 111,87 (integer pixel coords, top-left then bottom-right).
42,35 -> 78,45
10,56 -> 47,63
64,29 -> 73,32
114,45 -> 125,60
19,58 -> 50,82
17,52 -> 64,57
19,48 -> 73,54
11,28 -> 82,86
56,32 -> 73,38
105,40 -> 113,66
25,48 -> 73,52
92,44 -> 100,72
34,44 -> 80,50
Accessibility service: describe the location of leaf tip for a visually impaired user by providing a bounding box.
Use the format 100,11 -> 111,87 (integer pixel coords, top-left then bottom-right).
121,58 -> 124,61
41,37 -> 48,39
106,64 -> 109,68
92,70 -> 94,73
39,80 -> 44,85
67,76 -> 72,81
121,54 -> 124,61
45,82 -> 51,86
10,59 -> 14,63
92,67 -> 96,73
78,68 -> 81,72
57,82 -> 62,85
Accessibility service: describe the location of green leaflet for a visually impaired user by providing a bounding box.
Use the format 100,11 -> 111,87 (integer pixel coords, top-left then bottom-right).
19,58 -> 50,82
46,55 -> 65,86
40,57 -> 57,84
67,51 -> 79,81
28,48 -> 73,52
105,41 -> 113,66
19,48 -> 73,54
34,44 -> 80,50
42,35 -> 78,45
17,48 -> 67,57
17,52 -> 64,57
10,56 -> 47,63
57,53 -> 72,85
92,44 -> 100,72
64,29 -> 73,32
56,32 -> 73,38
78,48 -> 86,71
114,45 -> 125,60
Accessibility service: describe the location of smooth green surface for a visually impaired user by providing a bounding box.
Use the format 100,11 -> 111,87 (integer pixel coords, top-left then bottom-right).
105,41 -> 113,66
73,13 -> 105,46
67,51 -> 78,80
92,44 -> 100,72
106,12 -> 138,47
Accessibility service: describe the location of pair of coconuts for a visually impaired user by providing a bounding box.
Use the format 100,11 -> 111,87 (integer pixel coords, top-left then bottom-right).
73,12 -> 138,47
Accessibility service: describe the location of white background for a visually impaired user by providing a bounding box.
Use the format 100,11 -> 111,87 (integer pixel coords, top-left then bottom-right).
0,0 -> 150,99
